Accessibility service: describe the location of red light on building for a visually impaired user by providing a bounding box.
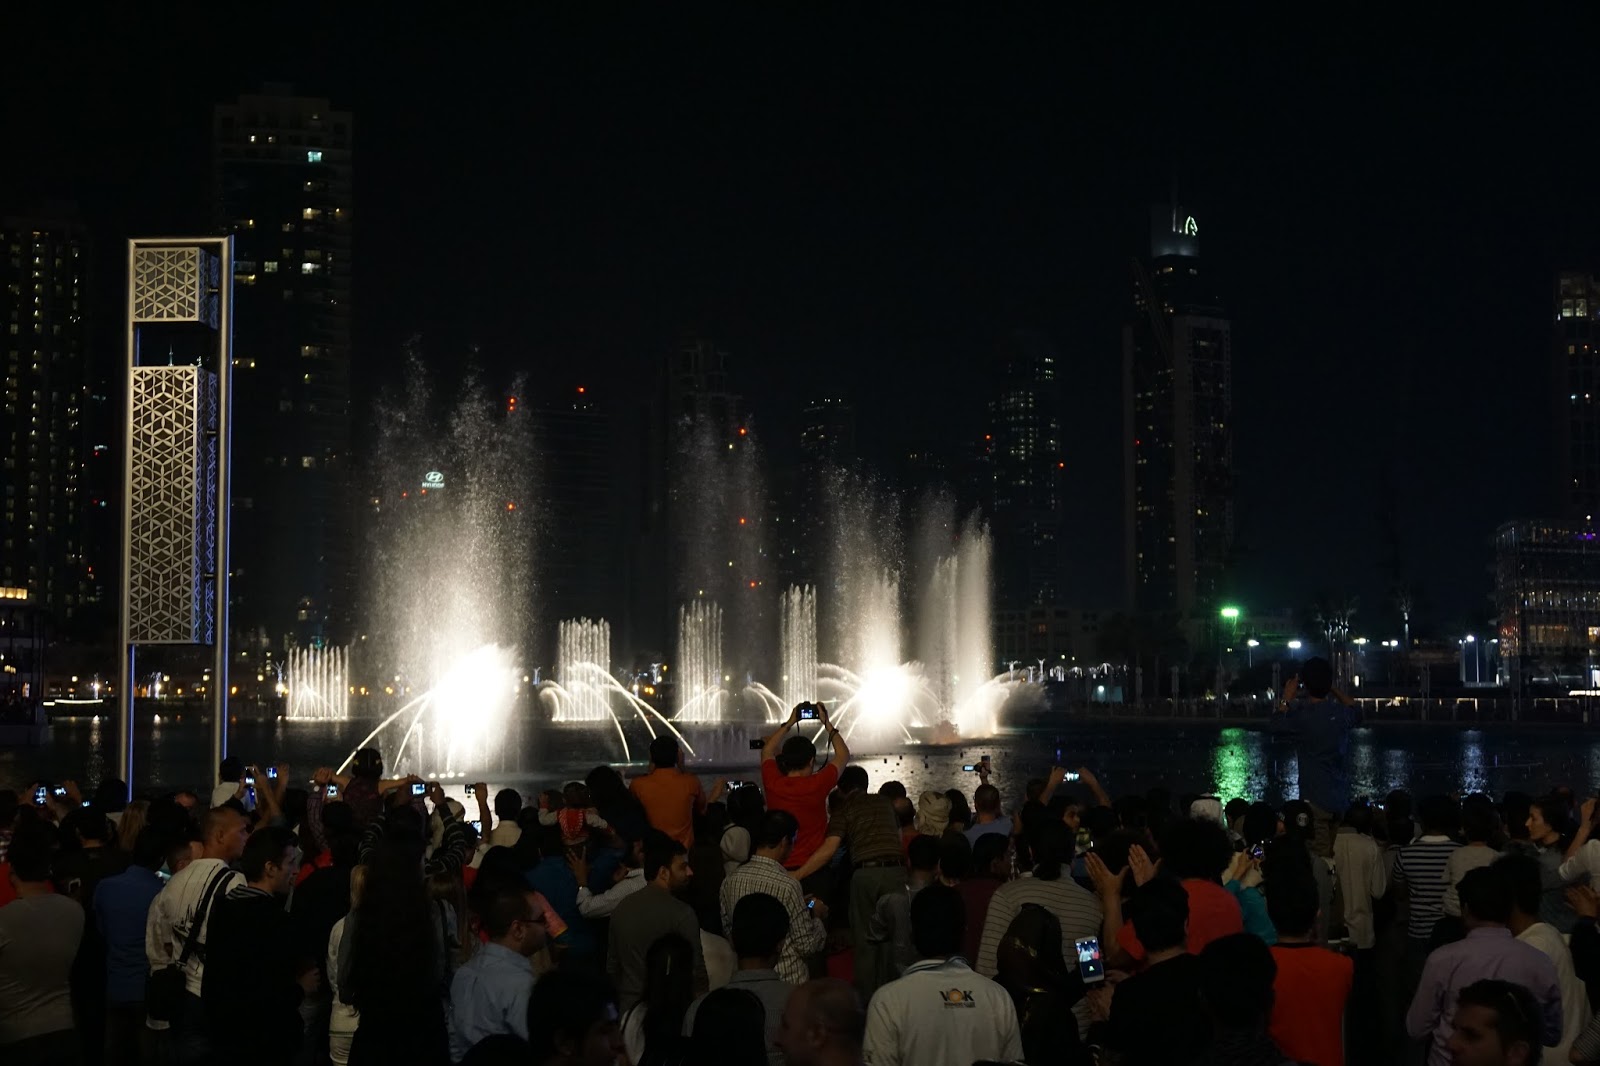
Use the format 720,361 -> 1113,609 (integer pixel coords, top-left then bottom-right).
738,517 -> 747,525
402,491 -> 410,498
739,427 -> 747,436
506,502 -> 516,511
419,488 -> 427,496
748,581 -> 757,589
577,386 -> 586,394
1057,462 -> 1065,469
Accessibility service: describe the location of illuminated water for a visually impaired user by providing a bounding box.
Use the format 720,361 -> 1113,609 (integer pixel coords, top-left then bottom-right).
15,716 -> 1585,807
285,645 -> 350,722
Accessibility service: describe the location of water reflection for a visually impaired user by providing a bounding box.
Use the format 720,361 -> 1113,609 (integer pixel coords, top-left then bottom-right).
1460,731 -> 1486,795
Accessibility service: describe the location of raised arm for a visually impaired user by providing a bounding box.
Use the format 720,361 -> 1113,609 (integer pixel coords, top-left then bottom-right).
1076,766 -> 1111,809
761,705 -> 800,763
818,702 -> 848,773
472,782 -> 492,830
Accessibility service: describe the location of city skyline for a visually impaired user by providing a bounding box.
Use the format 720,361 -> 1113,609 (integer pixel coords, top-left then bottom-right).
5,11 -> 1599,650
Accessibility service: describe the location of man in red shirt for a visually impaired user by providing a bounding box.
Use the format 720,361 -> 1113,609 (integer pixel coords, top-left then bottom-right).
630,736 -> 707,847
760,702 -> 848,889
1265,858 -> 1352,1066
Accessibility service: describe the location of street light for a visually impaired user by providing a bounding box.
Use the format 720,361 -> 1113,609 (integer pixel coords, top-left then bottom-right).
1288,640 -> 1303,651
1220,606 -> 1241,621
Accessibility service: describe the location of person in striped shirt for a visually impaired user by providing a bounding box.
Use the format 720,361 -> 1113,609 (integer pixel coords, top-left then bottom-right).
975,820 -> 1101,978
1393,795 -> 1462,943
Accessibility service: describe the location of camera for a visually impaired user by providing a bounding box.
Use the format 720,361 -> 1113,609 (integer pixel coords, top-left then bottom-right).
33,786 -> 48,806
51,785 -> 68,799
245,774 -> 255,787
748,738 -> 765,750
267,767 -> 278,780
326,783 -> 340,798
797,703 -> 820,721
411,782 -> 428,797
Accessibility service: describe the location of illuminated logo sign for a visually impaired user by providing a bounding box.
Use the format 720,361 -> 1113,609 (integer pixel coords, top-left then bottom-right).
1181,215 -> 1198,236
422,470 -> 445,489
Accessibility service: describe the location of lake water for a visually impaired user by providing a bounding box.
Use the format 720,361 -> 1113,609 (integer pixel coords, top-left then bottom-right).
3,714 -> 1596,807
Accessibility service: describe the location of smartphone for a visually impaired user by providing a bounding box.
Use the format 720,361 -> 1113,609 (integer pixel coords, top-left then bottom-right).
51,785 -> 68,799
726,780 -> 748,790
962,764 -> 979,772
1074,936 -> 1106,986
245,774 -> 256,787
749,738 -> 765,750
464,785 -> 474,797
267,767 -> 278,780
981,755 -> 991,767
806,898 -> 817,911
326,783 -> 340,798
469,820 -> 482,833
411,782 -> 428,797
1249,843 -> 1265,861
798,704 -> 820,721
1063,771 -> 1081,782
33,786 -> 48,806
81,799 -> 91,808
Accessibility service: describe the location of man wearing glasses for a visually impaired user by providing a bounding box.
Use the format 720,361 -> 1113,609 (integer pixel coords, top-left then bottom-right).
447,882 -> 550,1060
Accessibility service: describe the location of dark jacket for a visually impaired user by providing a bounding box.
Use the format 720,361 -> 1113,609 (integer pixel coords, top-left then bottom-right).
201,887 -> 306,1057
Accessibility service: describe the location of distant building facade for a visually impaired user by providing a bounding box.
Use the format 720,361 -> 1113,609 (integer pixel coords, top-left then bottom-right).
1,210 -> 103,639
1123,203 -> 1234,624
536,385 -> 621,633
1495,519 -> 1600,689
996,604 -> 1103,664
983,329 -> 1066,610
1556,273 -> 1600,520
213,84 -> 353,648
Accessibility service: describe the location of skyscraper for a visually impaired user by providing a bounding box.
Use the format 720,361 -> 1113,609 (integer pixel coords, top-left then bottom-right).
1556,273 -> 1600,520
213,85 -> 353,648
983,329 -> 1065,610
1123,203 -> 1233,622
1,208 -> 99,636
536,384 -> 621,636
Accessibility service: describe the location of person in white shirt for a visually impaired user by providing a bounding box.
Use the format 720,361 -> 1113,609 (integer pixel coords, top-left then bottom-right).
862,883 -> 1022,1066
326,866 -> 365,1065
1561,795 -> 1600,885
1501,852 -> 1587,1064
1333,804 -> 1388,950
569,840 -> 648,919
209,756 -> 256,812
145,806 -> 248,1061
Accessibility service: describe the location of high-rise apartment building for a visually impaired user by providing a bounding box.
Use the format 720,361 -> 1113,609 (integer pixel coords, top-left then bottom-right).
1,209 -> 99,636
213,85 -> 353,648
536,385 -> 621,633
983,329 -> 1065,609
1557,273 -> 1600,520
1123,204 -> 1233,622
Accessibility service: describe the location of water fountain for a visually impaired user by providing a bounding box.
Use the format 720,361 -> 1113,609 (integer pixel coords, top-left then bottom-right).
556,618 -> 613,723
779,585 -> 817,721
675,602 -> 726,722
285,645 -> 350,721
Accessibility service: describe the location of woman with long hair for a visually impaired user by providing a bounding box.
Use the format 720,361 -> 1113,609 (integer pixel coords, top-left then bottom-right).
995,903 -> 1090,1065
114,800 -> 148,854
341,842 -> 448,1064
620,934 -> 694,1066
585,765 -> 650,844
326,864 -> 366,1065
426,867 -> 474,968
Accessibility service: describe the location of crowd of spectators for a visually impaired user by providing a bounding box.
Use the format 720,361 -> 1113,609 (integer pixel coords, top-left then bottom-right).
0,662 -> 1591,1065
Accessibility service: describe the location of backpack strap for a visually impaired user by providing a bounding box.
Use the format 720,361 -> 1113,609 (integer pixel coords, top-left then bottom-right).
177,867 -> 233,966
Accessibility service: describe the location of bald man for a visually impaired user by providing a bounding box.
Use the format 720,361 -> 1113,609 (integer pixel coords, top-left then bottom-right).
775,978 -> 866,1066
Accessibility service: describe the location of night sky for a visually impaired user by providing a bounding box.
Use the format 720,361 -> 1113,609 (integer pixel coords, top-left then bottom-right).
6,10 -> 1596,634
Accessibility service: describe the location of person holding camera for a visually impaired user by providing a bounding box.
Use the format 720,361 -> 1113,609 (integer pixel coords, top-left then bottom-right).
759,703 -> 848,886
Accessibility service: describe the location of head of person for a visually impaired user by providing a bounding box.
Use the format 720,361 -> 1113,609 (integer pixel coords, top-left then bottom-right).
1495,852 -> 1542,925
1281,800 -> 1316,844
1029,819 -> 1072,881
643,829 -> 692,890
687,987 -> 768,1066
482,883 -> 548,957
781,736 -> 819,777
937,832 -> 973,882
971,831 -> 1010,880
1459,866 -> 1514,930
725,780 -> 765,830
94,777 -> 130,813
6,823 -> 53,888
1419,793 -> 1461,837
907,833 -> 940,876
973,783 -> 1002,817
219,755 -> 245,783
350,747 -> 384,781
1130,874 -> 1190,953
996,902 -> 1067,994
731,890 -> 790,965
66,804 -> 111,846
1342,800 -> 1375,836
649,735 -> 680,770
525,971 -> 625,1066
1263,861 -> 1320,940
775,978 -> 865,1066
202,805 -> 250,862
915,790 -> 952,837
836,764 -> 868,796
1224,797 -> 1250,829
1446,979 -> 1543,1066
1502,792 -> 1533,841
1462,797 -> 1499,845
584,764 -> 628,808
1241,801 -> 1280,847
130,825 -> 166,871
167,825 -> 203,874
1526,794 -> 1566,844
241,825 -> 300,894
1198,933 -> 1277,1030
1159,816 -> 1234,883
943,788 -> 972,827
753,808 -> 800,865
494,788 -> 523,822
909,881 -> 964,960
879,780 -> 907,800
1299,656 -> 1334,699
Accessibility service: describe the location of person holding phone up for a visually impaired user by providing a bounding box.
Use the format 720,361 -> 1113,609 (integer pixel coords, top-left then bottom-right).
759,702 -> 849,890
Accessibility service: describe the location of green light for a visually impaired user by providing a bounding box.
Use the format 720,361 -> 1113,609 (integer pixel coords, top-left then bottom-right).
1220,606 -> 1240,620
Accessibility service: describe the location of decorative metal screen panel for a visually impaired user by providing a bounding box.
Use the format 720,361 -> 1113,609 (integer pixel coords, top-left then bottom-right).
127,367 -> 218,643
132,246 -> 219,326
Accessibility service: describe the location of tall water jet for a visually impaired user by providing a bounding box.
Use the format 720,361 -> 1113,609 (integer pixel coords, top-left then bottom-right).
675,601 -> 725,722
779,585 -> 818,719
953,519 -> 996,736
557,618 -> 612,723
286,645 -> 350,722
